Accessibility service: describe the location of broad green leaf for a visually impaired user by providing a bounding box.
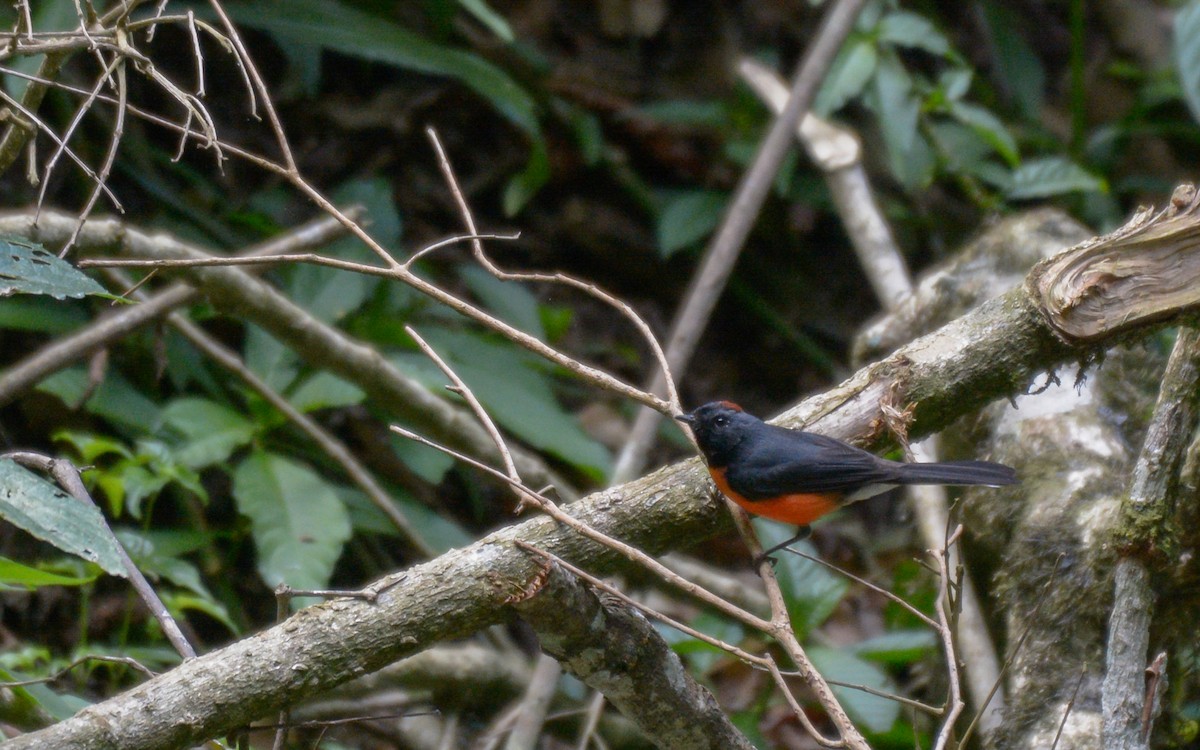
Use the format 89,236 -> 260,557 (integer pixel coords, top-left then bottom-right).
851,629 -> 938,665
0,459 -> 126,576
979,0 -> 1045,119
53,431 -> 133,465
243,323 -> 299,393
288,372 -> 365,412
160,591 -> 237,634
162,397 -> 256,468
0,557 -> 97,589
115,528 -> 201,592
809,647 -> 901,734
36,367 -> 160,433
877,10 -> 950,56
286,178 -> 397,324
340,487 -> 472,554
657,190 -> 726,258
232,451 -> 351,591
928,121 -> 995,176
459,266 -> 546,340
225,0 -> 540,137
949,100 -> 1019,166
290,266 -> 369,326
665,611 -> 745,674
0,668 -> 90,722
0,236 -> 112,300
273,37 -> 324,97
1007,157 -> 1106,199
868,55 -> 934,189
939,69 -> 972,102
390,434 -> 456,485
814,38 -> 877,116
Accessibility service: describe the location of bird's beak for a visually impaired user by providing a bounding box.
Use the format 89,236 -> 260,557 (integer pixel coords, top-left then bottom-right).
674,413 -> 694,426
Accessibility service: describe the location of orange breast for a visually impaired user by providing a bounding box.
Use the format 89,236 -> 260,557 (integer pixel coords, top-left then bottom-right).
708,467 -> 841,526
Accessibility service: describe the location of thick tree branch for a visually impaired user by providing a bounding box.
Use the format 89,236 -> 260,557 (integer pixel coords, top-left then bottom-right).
511,559 -> 753,750
1102,326 -> 1200,749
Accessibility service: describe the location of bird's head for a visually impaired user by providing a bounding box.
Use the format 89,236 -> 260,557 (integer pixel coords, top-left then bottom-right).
675,401 -> 759,464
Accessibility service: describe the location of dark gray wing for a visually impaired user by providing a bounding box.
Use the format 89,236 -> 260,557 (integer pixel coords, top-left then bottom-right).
723,427 -> 894,500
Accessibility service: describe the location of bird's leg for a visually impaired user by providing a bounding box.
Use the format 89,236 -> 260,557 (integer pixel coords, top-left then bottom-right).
753,525 -> 812,567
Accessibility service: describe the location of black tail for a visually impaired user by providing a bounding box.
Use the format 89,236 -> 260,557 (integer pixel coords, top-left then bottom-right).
893,460 -> 1017,487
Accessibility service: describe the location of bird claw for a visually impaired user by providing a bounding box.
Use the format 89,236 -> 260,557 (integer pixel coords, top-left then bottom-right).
753,525 -> 813,568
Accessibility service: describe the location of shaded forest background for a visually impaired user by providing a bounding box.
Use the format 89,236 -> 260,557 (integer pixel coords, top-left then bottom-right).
2,0 -> 1200,748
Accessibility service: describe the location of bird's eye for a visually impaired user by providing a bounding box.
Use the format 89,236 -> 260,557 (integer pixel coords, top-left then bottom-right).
714,416 -> 727,427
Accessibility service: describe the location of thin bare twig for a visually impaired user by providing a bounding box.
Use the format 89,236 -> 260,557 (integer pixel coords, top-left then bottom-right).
931,528 -> 966,750
63,49 -> 128,255
425,127 -> 682,417
0,654 -> 155,688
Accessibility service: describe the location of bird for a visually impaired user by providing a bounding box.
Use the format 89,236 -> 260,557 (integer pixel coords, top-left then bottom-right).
675,401 -> 1017,557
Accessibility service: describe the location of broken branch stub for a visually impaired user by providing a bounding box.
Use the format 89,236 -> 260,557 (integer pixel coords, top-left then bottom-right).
1029,184 -> 1200,342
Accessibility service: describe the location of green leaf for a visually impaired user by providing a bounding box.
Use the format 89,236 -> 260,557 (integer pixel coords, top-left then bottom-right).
160,591 -> 238,634
948,101 -> 1019,166
939,69 -> 972,102
928,121 -> 995,176
396,328 -> 612,479
565,106 -> 605,166
809,647 -> 901,734
459,266 -> 546,340
851,629 -> 938,665
503,142 -> 551,216
814,38 -> 877,116
0,236 -> 112,300
867,55 -> 934,189
979,1 -> 1045,119
0,667 -> 90,722
756,527 -> 849,634
0,296 -> 88,333
232,451 -> 352,591
458,0 -> 513,42
286,178 -> 397,324
243,324 -> 299,393
1007,156 -> 1106,199
114,529 -> 213,597
0,557 -> 98,589
162,397 -> 257,469
390,433 -> 456,484
225,0 -> 540,137
341,487 -> 472,554
877,10 -> 950,56
53,431 -> 133,465
36,367 -> 160,433
287,372 -> 365,412
0,459 -> 126,577
657,190 -> 726,258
